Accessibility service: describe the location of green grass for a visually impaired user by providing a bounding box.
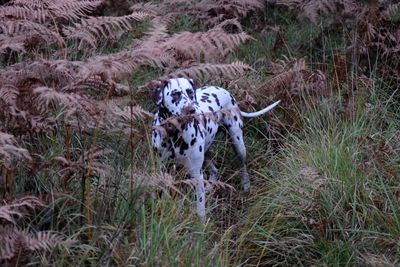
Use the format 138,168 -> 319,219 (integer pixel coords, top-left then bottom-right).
233,91 -> 400,266
5,4 -> 400,266
21,82 -> 399,266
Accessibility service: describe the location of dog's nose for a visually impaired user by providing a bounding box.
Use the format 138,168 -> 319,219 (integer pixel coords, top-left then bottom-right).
183,105 -> 196,115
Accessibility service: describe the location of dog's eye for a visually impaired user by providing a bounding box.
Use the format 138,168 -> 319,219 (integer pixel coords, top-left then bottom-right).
186,89 -> 194,99
171,91 -> 182,102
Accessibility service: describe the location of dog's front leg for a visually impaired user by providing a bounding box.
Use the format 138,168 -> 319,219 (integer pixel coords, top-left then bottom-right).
195,172 -> 206,219
184,153 -> 206,219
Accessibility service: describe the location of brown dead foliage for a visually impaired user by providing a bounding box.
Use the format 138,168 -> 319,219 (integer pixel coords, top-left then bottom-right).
0,196 -> 64,264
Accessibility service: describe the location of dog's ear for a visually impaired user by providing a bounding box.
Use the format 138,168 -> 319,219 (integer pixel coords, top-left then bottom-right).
189,78 -> 195,89
149,80 -> 166,106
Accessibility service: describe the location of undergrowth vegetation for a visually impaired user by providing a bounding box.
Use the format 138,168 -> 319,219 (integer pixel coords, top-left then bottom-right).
0,0 -> 399,266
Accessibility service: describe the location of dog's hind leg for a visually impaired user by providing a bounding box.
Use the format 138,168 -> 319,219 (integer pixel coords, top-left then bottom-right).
204,155 -> 218,192
205,155 -> 218,182
223,118 -> 250,191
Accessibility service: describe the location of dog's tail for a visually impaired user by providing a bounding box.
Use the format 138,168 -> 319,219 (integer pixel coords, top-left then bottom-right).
240,100 -> 281,118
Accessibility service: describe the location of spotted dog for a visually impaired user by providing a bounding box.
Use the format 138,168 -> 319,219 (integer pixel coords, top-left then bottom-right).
151,78 -> 280,218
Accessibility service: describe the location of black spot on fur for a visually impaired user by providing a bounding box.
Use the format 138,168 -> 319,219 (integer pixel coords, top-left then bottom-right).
179,140 -> 189,155
234,115 -> 238,121
236,136 -> 240,140
190,138 -> 196,146
231,96 -> 236,105
199,145 -> 202,152
211,93 -> 220,107
208,106 -> 214,112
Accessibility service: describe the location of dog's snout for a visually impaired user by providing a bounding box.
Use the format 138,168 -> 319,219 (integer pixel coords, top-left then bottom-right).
183,105 -> 196,115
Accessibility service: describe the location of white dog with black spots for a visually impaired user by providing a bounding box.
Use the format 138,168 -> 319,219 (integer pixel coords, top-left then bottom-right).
151,78 -> 280,219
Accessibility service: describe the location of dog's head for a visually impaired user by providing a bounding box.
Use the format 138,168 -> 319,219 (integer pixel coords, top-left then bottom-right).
151,78 -> 197,117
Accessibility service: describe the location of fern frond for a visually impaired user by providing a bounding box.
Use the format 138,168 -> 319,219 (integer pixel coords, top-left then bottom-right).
0,131 -> 32,166
33,86 -> 81,112
136,171 -> 180,195
106,103 -> 153,136
162,27 -> 253,61
384,3 -> 400,20
0,5 -> 50,23
130,2 -> 163,15
139,16 -> 173,44
10,0 -> 49,9
5,0 -> 102,22
259,58 -> 327,103
0,35 -> 26,53
194,0 -> 264,25
63,12 -> 151,49
0,225 -> 18,260
300,0 -> 336,24
0,19 -> 64,50
0,196 -> 43,224
49,0 -> 103,21
162,61 -> 254,82
0,196 -> 52,260
79,47 -> 172,80
0,85 -> 19,107
55,148 -> 114,185
25,231 -> 63,251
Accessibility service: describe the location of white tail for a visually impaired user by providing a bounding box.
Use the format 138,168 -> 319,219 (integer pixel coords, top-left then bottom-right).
240,100 -> 281,118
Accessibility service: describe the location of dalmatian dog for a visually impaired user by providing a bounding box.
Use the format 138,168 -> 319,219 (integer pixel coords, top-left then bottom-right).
151,78 -> 280,218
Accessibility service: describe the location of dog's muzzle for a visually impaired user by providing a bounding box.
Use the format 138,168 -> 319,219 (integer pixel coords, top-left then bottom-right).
183,105 -> 196,115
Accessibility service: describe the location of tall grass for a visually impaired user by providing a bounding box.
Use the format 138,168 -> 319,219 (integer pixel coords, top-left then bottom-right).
21,82 -> 398,266
2,1 -> 399,266
234,90 -> 400,266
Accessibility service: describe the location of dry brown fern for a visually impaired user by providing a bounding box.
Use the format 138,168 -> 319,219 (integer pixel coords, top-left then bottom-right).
256,57 -> 327,134
162,61 -> 254,83
63,11 -> 152,49
1,0 -> 103,22
130,2 -> 163,16
54,148 -> 113,186
0,0 -> 104,55
0,196 -> 63,263
78,48 -> 171,82
271,0 -> 359,24
160,0 -> 264,26
193,0 -> 264,26
161,27 -> 253,62
0,131 -> 31,168
270,0 -> 400,81
0,58 -> 152,137
259,57 -> 327,100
